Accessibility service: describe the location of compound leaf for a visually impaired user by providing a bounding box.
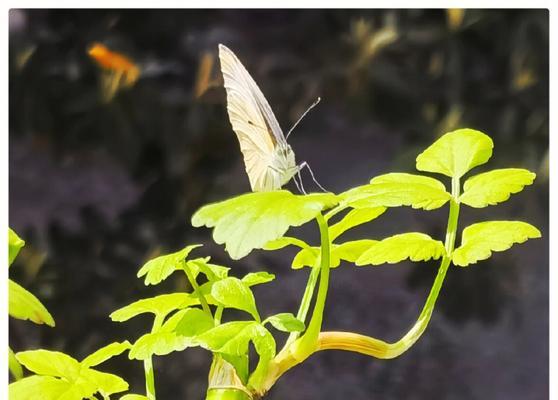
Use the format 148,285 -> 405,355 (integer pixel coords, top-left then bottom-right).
120,395 -> 149,400
16,350 -> 80,380
8,280 -> 55,326
81,341 -> 132,368
241,272 -> 275,287
452,221 -> 541,267
335,240 -> 379,263
292,240 -> 378,269
329,207 -> 386,240
9,347 -> 24,381
192,191 -> 338,259
211,277 -> 259,321
341,173 -> 450,210
81,369 -> 128,396
8,375 -> 83,400
137,245 -> 201,285
264,313 -> 305,333
110,293 -> 201,322
9,228 -> 25,267
263,236 -> 309,251
128,332 -> 194,360
188,258 -> 230,282
459,168 -> 536,208
416,128 -> 494,178
356,233 -> 446,266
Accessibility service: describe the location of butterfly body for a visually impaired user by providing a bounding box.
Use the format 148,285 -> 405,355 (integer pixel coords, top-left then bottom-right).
219,44 -> 300,192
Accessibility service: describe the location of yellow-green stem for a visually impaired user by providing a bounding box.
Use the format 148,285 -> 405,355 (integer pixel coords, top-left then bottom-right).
144,314 -> 164,400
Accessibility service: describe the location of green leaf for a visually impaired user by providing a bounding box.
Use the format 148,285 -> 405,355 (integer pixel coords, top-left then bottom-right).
120,395 -> 149,400
452,221 -> 541,267
137,244 -> 201,285
263,236 -> 309,250
341,173 -> 451,211
129,332 -> 194,360
81,369 -> 129,396
292,240 -> 378,269
8,280 -> 55,326
81,341 -> 132,368
8,375 -> 89,400
416,128 -> 494,178
459,168 -> 536,208
110,293 -> 201,322
9,346 -> 24,381
356,233 -> 446,266
16,350 -> 80,380
241,272 -> 275,287
195,321 -> 275,360
192,191 -> 338,259
173,307 -> 215,337
9,228 -> 25,267
264,313 -> 305,332
188,258 -> 230,281
329,207 -> 386,240
211,277 -> 260,321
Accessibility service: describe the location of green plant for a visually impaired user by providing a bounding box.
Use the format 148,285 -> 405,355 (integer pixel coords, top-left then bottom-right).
8,129 -> 541,400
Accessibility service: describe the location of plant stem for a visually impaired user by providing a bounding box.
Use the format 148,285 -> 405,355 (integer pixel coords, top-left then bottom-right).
183,261 -> 212,318
144,315 -> 164,400
284,260 -> 321,347
316,176 -> 461,358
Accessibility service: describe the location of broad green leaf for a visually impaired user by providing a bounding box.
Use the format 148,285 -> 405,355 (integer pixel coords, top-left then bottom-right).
81,341 -> 132,368
292,240 -> 378,269
356,233 -> 446,266
264,313 -> 305,332
188,258 -> 230,281
341,173 -> 451,211
8,280 -> 55,326
195,321 -> 275,360
137,245 -> 201,285
211,277 -> 259,321
416,128 -> 494,178
129,332 -> 195,360
191,191 -> 338,259
241,272 -> 275,287
329,207 -> 386,240
81,369 -> 128,396
16,350 -> 80,380
9,228 -> 25,267
9,346 -> 24,380
452,221 -> 541,267
110,293 -> 201,322
120,395 -> 149,400
263,236 -> 309,250
174,307 -> 215,337
8,375 -> 86,400
335,240 -> 379,263
459,168 -> 536,208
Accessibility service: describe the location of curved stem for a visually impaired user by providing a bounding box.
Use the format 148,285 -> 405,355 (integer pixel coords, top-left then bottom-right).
144,315 -> 164,400
317,176 -> 461,358
183,261 -> 212,318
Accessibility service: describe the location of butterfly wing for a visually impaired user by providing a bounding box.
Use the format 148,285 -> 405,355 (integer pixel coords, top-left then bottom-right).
219,44 -> 292,191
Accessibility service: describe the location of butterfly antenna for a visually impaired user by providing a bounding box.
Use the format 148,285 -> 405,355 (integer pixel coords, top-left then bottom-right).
299,161 -> 327,192
286,97 -> 321,139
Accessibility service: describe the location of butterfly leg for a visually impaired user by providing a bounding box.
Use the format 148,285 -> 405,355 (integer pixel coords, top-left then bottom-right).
299,161 -> 327,192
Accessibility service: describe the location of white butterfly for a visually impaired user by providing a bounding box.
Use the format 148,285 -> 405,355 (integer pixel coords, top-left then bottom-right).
218,44 -> 323,193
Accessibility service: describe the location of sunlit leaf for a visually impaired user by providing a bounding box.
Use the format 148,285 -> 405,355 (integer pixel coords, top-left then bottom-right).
341,173 -> 450,210
356,233 -> 446,266
188,258 -> 230,281
192,191 -> 338,259
335,240 -> 379,263
416,128 -> 494,178
292,247 -> 321,269
264,313 -> 305,332
211,277 -> 259,321
120,395 -> 149,400
459,168 -> 536,208
110,293 -> 201,322
329,207 -> 386,240
129,331 -> 195,360
8,375 -> 92,400
452,221 -> 541,267
173,307 -> 215,337
8,280 -> 55,327
9,228 -> 25,267
9,347 -> 23,381
137,245 -> 202,285
263,236 -> 310,250
241,271 -> 275,287
81,369 -> 129,396
16,350 -> 80,380
81,341 -> 132,368
292,240 -> 378,269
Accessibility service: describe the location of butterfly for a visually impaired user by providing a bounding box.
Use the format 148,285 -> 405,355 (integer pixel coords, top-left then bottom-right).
218,44 -> 324,193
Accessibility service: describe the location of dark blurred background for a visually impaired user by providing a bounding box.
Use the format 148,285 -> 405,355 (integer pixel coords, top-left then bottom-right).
9,9 -> 548,400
